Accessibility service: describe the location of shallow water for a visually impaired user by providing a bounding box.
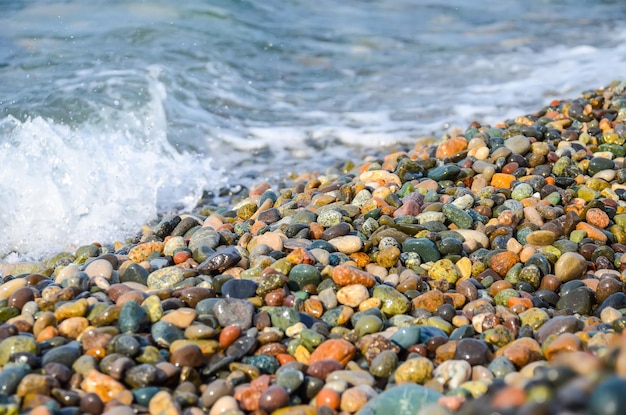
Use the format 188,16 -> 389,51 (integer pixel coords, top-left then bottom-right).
1,0 -> 625,259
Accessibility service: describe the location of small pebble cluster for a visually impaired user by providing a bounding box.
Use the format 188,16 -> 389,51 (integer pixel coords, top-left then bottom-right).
2,81 -> 626,415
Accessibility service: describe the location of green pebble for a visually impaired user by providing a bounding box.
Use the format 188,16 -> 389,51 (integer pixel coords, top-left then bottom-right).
0,335 -> 39,365
442,204 -> 473,229
0,307 -> 19,323
373,285 -> 411,316
369,349 -> 399,378
276,368 -> 305,392
588,156 -> 615,176
355,314 -> 384,336
288,264 -> 321,291
519,308 -> 549,330
511,183 -> 533,201
265,306 -> 300,330
242,355 -> 279,374
494,288 -> 520,306
133,386 -> 160,407
394,356 -> 434,384
577,186 -> 601,202
146,267 -> 185,290
403,238 -> 441,262
427,165 -> 461,181
300,328 -> 325,350
141,295 -> 163,323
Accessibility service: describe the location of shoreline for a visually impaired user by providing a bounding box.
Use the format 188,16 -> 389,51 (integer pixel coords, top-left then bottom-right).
1,80 -> 626,414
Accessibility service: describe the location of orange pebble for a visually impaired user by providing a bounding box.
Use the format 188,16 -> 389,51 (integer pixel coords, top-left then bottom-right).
507,297 -> 533,310
219,325 -> 242,348
316,388 -> 341,410
490,173 -> 516,189
37,326 -> 58,342
309,222 -> 324,239
173,250 -> 191,265
276,353 -> 297,366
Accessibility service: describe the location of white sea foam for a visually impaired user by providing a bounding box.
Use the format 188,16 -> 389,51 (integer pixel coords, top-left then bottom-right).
0,75 -> 224,260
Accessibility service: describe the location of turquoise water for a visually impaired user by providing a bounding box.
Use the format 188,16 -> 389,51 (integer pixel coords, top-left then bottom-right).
1,0 -> 625,258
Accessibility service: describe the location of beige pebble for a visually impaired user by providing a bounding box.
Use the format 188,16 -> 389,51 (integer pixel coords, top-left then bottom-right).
594,169 -> 616,181
455,229 -> 489,249
336,284 -> 370,307
161,308 -> 198,329
148,390 -> 181,415
600,306 -> 622,324
328,235 -> 363,254
366,263 -> 388,279
209,396 -> 239,415
58,317 -> 89,339
452,315 -> 470,327
383,273 -> 399,287
519,246 -> 536,263
249,232 -> 285,252
84,259 -> 114,280
359,170 -> 402,187
0,278 -> 27,300
506,238 -> 523,254
523,206 -> 543,226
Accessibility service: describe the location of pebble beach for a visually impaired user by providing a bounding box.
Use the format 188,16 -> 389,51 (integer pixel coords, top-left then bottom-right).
2,81 -> 626,415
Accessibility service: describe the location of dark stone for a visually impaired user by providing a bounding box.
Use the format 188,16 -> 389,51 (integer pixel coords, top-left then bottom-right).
118,301 -> 150,333
556,286 -> 595,315
595,292 -> 626,317
197,247 -> 242,275
80,392 -> 104,415
535,315 -> 584,344
453,338 -> 490,366
221,279 -> 258,299
42,341 -> 81,368
119,263 -> 149,285
151,321 -> 184,348
226,335 -> 258,360
589,376 -> 626,415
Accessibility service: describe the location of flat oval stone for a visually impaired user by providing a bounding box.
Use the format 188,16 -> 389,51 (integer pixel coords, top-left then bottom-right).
189,227 -> 221,251
328,235 -> 363,254
197,247 -> 242,275
226,335 -> 258,360
147,267 -> 185,290
442,204 -> 473,229
534,315 -> 584,344
332,265 -> 376,288
84,259 -> 114,280
525,230 -> 556,246
221,279 -> 258,299
554,252 -> 587,282
402,238 -> 441,262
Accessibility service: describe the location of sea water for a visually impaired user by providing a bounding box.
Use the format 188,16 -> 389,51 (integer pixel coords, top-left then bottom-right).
1,0 -> 625,259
